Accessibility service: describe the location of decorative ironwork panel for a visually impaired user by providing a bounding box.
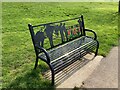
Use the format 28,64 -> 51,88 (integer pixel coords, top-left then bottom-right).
33,18 -> 83,50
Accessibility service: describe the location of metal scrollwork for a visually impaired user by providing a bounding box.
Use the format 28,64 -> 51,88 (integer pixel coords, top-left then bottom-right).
34,19 -> 82,48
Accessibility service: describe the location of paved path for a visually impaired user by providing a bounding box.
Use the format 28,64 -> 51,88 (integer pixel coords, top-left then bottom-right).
57,47 -> 118,88
83,47 -> 118,88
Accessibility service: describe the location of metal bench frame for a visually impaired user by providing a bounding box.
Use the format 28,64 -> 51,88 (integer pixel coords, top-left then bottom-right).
28,15 -> 99,85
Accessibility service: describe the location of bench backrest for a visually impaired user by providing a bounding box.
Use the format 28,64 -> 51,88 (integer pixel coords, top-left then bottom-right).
28,15 -> 85,54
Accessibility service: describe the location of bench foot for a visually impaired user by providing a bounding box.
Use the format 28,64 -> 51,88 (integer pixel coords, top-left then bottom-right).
34,57 -> 38,69
51,68 -> 55,86
95,40 -> 99,57
47,64 -> 55,86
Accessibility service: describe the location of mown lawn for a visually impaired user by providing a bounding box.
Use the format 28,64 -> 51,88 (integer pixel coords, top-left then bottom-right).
2,2 -> 119,89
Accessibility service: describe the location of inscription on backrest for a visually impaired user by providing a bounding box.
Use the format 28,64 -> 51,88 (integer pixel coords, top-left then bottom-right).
33,18 -> 83,49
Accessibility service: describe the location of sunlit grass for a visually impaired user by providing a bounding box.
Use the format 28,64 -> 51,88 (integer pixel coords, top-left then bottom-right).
2,2 -> 119,89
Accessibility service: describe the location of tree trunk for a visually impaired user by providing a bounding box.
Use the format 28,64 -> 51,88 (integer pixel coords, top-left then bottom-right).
119,0 -> 120,13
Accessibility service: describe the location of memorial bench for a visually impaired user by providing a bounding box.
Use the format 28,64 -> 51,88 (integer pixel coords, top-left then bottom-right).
28,15 -> 99,86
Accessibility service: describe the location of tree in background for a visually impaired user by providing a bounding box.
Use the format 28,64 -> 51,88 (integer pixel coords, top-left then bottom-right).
118,0 -> 120,13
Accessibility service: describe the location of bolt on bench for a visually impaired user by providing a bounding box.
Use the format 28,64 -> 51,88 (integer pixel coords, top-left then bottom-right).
28,15 -> 99,86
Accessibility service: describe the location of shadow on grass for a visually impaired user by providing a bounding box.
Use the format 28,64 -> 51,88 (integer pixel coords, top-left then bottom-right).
3,68 -> 55,90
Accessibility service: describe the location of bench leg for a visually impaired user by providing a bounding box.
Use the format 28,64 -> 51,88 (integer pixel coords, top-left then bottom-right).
51,71 -> 55,86
50,66 -> 55,86
48,64 -> 55,86
34,57 -> 38,69
95,40 -> 99,57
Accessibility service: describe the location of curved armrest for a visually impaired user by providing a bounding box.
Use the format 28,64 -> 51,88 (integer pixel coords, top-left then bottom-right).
35,45 -> 50,63
85,29 -> 97,40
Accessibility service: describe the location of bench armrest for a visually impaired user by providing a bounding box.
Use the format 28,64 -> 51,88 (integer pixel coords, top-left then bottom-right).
35,45 -> 50,63
85,29 -> 97,40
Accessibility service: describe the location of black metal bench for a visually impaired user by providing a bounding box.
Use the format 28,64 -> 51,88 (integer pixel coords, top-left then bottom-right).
28,15 -> 99,86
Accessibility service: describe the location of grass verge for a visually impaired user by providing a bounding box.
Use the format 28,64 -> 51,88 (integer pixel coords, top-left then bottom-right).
2,2 -> 119,89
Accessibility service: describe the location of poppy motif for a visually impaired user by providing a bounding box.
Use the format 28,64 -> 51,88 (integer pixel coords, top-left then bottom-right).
68,30 -> 71,35
73,28 -> 77,35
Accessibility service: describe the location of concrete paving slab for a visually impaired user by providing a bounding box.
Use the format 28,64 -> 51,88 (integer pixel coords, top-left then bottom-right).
83,47 -> 118,88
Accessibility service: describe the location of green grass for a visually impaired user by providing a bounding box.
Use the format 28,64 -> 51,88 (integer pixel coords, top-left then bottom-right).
2,2 -> 119,89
